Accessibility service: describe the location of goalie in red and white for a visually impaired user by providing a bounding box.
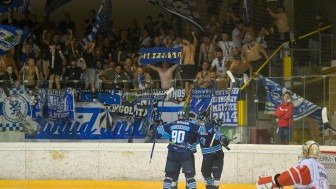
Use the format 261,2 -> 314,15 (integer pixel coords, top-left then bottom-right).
256,140 -> 330,189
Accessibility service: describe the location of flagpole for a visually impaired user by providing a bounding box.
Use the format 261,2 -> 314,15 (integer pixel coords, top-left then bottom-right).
239,24 -> 333,91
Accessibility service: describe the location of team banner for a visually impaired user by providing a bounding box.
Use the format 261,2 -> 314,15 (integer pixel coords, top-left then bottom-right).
261,77 -> 323,126
31,88 -> 75,120
147,0 -> 205,32
44,0 -> 71,15
212,89 -> 239,126
0,25 -> 29,55
0,0 -> 29,13
0,85 -> 30,132
188,88 -> 239,126
136,88 -> 167,100
188,88 -> 212,120
139,47 -> 182,65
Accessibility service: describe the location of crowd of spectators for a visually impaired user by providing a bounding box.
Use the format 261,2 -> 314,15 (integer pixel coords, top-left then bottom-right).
0,1 -> 305,96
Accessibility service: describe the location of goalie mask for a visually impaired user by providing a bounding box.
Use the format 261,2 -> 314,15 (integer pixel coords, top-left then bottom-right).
301,140 -> 320,160
177,110 -> 188,120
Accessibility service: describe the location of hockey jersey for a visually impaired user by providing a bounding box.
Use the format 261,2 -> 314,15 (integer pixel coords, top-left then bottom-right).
198,122 -> 224,158
157,119 -> 207,153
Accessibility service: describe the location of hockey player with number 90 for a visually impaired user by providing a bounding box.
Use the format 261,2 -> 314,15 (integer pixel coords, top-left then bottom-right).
256,140 -> 330,189
151,109 -> 210,189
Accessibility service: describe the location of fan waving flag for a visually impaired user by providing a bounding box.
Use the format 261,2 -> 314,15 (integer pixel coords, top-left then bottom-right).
261,77 -> 323,127
147,0 -> 206,33
0,25 -> 30,55
0,0 -> 30,13
79,0 -> 105,50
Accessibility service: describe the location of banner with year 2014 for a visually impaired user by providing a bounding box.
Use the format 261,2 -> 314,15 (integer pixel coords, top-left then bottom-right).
212,88 -> 239,126
188,88 -> 239,126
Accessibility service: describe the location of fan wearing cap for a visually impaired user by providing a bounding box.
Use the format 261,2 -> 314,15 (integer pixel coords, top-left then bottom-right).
256,140 -> 330,189
43,40 -> 65,89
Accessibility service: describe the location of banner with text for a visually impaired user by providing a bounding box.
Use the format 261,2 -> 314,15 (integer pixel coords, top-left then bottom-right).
139,47 -> 182,65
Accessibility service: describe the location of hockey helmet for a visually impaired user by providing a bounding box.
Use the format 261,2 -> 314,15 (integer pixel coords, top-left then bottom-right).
301,140 -> 320,159
177,109 -> 188,120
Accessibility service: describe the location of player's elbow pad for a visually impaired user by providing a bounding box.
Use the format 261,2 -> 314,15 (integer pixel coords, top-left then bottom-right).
256,174 -> 281,189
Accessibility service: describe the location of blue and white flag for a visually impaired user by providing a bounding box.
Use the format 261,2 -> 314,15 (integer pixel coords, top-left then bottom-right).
0,0 -> 29,13
147,0 -> 206,32
44,0 -> 72,15
0,25 -> 29,55
99,0 -> 112,33
189,88 -> 212,119
139,47 -> 182,65
261,77 -> 323,126
79,0 -> 105,50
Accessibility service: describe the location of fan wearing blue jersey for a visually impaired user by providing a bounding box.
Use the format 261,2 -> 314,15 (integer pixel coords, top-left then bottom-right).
198,119 -> 230,189
151,109 -> 207,189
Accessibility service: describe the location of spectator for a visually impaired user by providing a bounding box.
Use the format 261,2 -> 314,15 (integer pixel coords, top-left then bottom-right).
81,41 -> 96,92
194,61 -> 211,88
1,65 -> 18,95
17,43 -> 35,70
228,49 -> 252,88
5,65 -> 18,85
211,47 -> 230,78
256,27 -> 269,49
232,22 -> 245,51
0,53 -> 19,81
181,31 -> 198,96
198,35 -> 216,68
132,65 -> 154,89
274,91 -> 294,144
216,32 -> 236,58
19,11 -> 33,29
63,57 -> 82,88
112,64 -> 130,89
127,18 -> 141,50
84,9 -> 96,35
153,13 -> 168,35
267,6 -> 290,43
95,61 -> 104,90
227,0 -> 241,23
139,29 -> 152,48
147,62 -> 178,89
58,12 -> 76,36
143,15 -> 155,37
100,63 -> 116,90
20,57 -> 40,89
241,33 -> 269,77
43,41 -> 65,89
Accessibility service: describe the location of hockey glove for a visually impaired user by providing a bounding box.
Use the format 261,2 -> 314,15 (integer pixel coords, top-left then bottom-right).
149,123 -> 157,134
220,135 -> 230,147
256,174 -> 281,189
212,119 -> 223,126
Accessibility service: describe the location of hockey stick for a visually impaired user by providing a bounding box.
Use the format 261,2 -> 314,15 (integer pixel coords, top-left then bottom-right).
322,107 -> 336,133
150,87 -> 174,163
210,71 -> 236,147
